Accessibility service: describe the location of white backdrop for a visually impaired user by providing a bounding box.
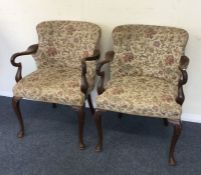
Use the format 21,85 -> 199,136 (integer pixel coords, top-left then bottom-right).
0,0 -> 201,122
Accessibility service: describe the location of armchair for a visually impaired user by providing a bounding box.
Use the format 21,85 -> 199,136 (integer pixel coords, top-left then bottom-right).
11,21 -> 101,150
94,25 -> 189,165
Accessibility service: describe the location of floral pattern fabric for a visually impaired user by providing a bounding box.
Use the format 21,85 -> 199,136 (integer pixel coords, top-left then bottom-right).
33,21 -> 101,69
111,25 -> 188,85
13,67 -> 96,106
13,21 -> 101,106
96,76 -> 181,119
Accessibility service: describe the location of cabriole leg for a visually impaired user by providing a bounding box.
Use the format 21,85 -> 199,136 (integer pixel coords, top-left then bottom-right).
78,106 -> 86,150
12,96 -> 24,138
93,110 -> 103,152
168,119 -> 182,165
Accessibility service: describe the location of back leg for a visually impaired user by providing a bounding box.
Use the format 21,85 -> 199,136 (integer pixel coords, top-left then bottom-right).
163,118 -> 168,126
52,103 -> 57,108
87,94 -> 95,114
118,113 -> 123,119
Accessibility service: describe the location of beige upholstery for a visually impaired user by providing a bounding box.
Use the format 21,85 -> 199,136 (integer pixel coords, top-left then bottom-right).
111,25 -> 188,85
96,25 -> 189,119
97,76 -> 181,119
13,67 -> 95,106
13,21 -> 101,106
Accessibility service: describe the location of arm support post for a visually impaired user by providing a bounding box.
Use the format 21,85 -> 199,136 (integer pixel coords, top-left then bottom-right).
81,50 -> 100,94
176,55 -> 189,105
96,51 -> 114,95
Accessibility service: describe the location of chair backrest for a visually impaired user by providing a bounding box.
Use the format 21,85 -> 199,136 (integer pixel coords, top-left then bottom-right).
111,25 -> 189,85
33,21 -> 101,69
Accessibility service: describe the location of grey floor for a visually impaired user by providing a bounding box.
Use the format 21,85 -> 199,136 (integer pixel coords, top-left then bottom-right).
0,96 -> 201,175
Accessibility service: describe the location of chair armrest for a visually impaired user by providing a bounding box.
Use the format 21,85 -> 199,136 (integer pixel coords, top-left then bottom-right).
179,55 -> 189,86
179,55 -> 189,71
10,44 -> 38,82
83,49 -> 100,62
80,50 -> 101,94
176,55 -> 190,105
96,51 -> 114,95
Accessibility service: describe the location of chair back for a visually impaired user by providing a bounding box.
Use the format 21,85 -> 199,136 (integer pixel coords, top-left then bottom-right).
111,25 -> 188,85
33,20 -> 101,69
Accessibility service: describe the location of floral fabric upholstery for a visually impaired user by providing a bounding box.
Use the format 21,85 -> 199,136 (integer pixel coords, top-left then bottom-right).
97,25 -> 189,119
33,21 -> 101,69
13,21 -> 101,106
96,76 -> 181,119
13,67 -> 95,106
111,25 -> 188,85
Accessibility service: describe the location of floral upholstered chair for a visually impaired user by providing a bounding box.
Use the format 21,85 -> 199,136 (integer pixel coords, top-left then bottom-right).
94,25 -> 189,165
11,21 -> 101,149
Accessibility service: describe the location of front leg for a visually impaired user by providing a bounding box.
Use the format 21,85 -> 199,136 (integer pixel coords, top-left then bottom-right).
93,110 -> 103,152
76,106 -> 86,150
168,119 -> 182,165
72,105 -> 86,150
12,96 -> 24,138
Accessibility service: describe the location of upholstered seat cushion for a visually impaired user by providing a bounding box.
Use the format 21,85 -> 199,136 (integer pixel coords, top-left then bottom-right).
13,67 -> 96,106
96,76 -> 181,119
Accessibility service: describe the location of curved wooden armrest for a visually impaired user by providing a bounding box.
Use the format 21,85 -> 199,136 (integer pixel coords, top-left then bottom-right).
96,51 -> 114,95
179,55 -> 189,86
80,50 -> 101,94
179,55 -> 189,70
10,44 -> 38,82
84,49 -> 100,62
176,55 -> 190,105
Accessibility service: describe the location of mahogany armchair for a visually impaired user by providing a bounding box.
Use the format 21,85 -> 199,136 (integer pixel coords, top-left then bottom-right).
11,21 -> 101,149
94,25 -> 189,165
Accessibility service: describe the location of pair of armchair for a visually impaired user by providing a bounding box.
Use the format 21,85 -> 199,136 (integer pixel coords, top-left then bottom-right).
11,21 -> 189,165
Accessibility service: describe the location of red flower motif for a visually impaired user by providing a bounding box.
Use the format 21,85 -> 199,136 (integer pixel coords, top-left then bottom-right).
68,81 -> 79,88
47,47 -> 57,56
161,95 -> 173,102
165,55 -> 174,66
67,25 -> 76,35
112,87 -> 124,95
123,53 -> 134,62
82,51 -> 89,57
153,41 -> 160,47
145,28 -> 157,38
